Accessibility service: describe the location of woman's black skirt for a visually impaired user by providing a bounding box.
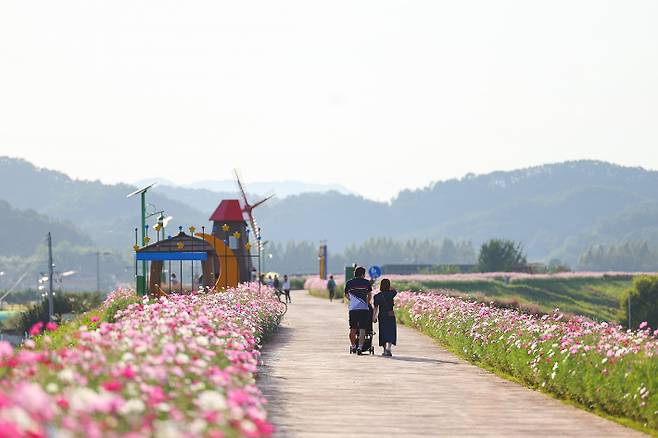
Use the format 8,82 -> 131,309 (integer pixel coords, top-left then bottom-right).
378,314 -> 397,346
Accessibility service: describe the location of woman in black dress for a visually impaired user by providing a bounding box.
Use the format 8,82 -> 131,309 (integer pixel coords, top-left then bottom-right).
373,278 -> 397,357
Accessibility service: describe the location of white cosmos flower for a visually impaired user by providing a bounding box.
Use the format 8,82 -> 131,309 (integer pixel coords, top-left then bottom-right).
58,368 -> 75,383
118,399 -> 145,416
197,390 -> 227,412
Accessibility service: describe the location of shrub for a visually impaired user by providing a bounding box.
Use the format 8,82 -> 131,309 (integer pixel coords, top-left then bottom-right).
478,239 -> 528,272
619,275 -> 658,329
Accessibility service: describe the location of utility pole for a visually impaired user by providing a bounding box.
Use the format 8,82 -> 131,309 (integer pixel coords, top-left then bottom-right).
96,250 -> 100,293
628,295 -> 632,330
47,232 -> 54,322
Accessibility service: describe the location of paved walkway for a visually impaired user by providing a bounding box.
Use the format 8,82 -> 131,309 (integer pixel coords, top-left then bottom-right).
258,291 -> 644,437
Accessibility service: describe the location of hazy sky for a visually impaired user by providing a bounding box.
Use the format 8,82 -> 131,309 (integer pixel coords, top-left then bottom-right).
1,1 -> 657,200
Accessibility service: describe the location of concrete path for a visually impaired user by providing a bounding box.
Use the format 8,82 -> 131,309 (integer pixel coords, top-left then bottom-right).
258,291 -> 644,437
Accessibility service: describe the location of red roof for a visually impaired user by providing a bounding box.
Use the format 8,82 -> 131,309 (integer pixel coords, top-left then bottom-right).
209,199 -> 244,222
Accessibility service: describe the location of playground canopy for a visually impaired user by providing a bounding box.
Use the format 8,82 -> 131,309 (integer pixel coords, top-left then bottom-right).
136,232 -> 218,294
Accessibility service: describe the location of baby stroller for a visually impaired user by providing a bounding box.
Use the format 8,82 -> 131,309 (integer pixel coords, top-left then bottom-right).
350,305 -> 376,355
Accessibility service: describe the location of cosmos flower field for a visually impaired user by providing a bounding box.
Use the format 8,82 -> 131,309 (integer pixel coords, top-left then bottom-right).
396,291 -> 658,430
0,283 -> 285,437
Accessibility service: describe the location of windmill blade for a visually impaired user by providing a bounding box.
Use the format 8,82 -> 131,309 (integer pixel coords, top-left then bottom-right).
248,213 -> 260,240
233,169 -> 250,207
250,194 -> 274,210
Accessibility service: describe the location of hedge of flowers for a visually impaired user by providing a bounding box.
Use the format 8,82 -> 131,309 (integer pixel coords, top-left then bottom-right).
384,272 -> 653,283
304,272 -> 651,289
0,283 -> 286,437
397,291 -> 658,431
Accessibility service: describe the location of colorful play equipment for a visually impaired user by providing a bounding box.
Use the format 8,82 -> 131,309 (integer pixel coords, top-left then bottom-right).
318,243 -> 327,280
136,231 -> 220,294
130,171 -> 272,296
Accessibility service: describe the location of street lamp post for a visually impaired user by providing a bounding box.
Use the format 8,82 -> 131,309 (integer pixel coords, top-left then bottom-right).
257,228 -> 262,292
47,232 -> 54,322
126,183 -> 156,296
96,251 -> 112,293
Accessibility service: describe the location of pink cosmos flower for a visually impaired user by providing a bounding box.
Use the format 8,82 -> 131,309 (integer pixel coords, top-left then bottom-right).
0,341 -> 13,360
101,379 -> 123,392
29,321 -> 44,336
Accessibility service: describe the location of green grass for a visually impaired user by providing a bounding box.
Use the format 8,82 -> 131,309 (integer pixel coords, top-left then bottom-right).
392,277 -> 631,322
308,285 -> 345,300
34,293 -> 141,351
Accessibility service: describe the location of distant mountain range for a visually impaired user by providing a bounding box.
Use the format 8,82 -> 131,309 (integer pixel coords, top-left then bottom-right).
3,157 -> 658,268
133,178 -> 355,198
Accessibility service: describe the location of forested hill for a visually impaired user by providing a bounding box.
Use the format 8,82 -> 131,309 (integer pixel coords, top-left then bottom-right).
253,160 -> 658,264
0,157 -> 209,252
2,157 -> 658,266
0,200 -> 91,256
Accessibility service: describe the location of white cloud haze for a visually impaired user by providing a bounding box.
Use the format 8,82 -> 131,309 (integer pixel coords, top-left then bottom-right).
1,1 -> 657,200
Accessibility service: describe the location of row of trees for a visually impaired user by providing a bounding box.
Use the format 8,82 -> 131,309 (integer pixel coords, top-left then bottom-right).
263,238 -> 478,274
262,237 -> 536,274
579,242 -> 658,271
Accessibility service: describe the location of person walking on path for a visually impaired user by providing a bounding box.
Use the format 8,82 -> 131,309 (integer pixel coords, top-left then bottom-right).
282,275 -> 291,303
327,275 -> 336,302
345,266 -> 372,355
373,278 -> 397,357
273,275 -> 281,295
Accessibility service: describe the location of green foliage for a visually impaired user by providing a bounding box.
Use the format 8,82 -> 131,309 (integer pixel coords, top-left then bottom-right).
619,275 -> 658,329
478,239 -> 528,272
288,276 -> 307,290
35,293 -> 142,351
16,292 -> 104,333
308,285 -> 345,300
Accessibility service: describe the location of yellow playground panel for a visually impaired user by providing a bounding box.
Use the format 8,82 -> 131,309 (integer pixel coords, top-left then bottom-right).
196,233 -> 240,289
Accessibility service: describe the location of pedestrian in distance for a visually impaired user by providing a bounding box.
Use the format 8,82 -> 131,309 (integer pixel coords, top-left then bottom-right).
282,274 -> 291,303
327,275 -> 337,302
373,278 -> 397,357
345,266 -> 372,355
273,275 -> 281,293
